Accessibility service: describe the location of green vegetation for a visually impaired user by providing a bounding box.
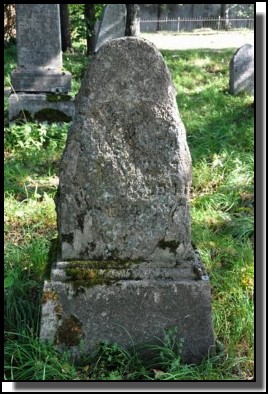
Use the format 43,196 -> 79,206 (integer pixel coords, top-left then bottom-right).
4,44 -> 16,87
4,333 -> 79,381
4,43 -> 254,380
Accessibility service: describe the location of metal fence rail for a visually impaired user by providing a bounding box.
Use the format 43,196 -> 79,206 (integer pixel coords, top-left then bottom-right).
140,17 -> 254,33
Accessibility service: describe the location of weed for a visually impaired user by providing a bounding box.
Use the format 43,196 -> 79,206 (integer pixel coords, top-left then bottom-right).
4,44 -> 16,87
4,332 -> 79,381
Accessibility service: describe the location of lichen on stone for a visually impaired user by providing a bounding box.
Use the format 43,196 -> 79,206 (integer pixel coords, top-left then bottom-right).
55,314 -> 84,346
41,290 -> 60,304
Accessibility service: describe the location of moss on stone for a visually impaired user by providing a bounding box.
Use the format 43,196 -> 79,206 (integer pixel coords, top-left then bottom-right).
64,259 -> 143,290
46,93 -> 72,102
34,108 -> 72,122
55,314 -> 84,346
65,266 -> 116,288
66,259 -> 137,270
66,267 -> 98,281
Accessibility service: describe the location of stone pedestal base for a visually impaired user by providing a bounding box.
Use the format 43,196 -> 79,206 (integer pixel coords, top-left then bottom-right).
40,259 -> 215,364
11,68 -> 71,93
9,93 -> 75,122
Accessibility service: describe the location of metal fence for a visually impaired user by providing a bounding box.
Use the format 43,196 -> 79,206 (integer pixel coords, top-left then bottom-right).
140,17 -> 254,33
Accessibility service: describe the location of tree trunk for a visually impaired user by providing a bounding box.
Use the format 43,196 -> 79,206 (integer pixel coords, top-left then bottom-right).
125,4 -> 139,36
156,4 -> 162,32
84,4 -> 96,55
220,4 -> 229,30
60,4 -> 72,52
191,4 -> 195,17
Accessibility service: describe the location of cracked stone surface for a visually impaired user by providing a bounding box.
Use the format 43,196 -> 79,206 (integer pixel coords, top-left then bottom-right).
57,37 -> 194,264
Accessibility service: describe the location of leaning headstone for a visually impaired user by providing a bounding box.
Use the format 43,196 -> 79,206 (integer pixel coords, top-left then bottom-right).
9,4 -> 74,122
94,4 -> 127,53
40,37 -> 214,364
229,44 -> 254,96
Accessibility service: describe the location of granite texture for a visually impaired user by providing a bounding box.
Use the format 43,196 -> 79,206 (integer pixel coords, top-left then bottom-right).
229,43 -> 254,96
40,38 -> 214,362
57,38 -> 193,264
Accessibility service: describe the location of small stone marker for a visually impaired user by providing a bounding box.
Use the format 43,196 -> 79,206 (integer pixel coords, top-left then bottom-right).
229,44 -> 254,96
94,4 -> 127,53
9,4 -> 74,122
40,37 -> 214,364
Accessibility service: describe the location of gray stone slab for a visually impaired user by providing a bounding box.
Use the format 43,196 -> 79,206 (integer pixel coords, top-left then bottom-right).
229,43 -> 254,96
11,68 -> 71,93
40,260 -> 214,364
4,87 -> 11,96
94,4 -> 127,52
9,5 -> 73,121
11,5 -> 71,93
16,4 -> 62,68
9,93 -> 75,122
58,38 -> 194,264
40,38 -> 214,363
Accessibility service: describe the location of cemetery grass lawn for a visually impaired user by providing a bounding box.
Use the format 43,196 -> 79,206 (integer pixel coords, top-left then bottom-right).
4,45 -> 254,381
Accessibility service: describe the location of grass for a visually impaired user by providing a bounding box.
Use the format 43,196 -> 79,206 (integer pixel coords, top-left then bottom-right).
4,333 -> 79,380
4,43 -> 254,381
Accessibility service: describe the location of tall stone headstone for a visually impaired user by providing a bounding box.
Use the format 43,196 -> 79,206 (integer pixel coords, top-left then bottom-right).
94,4 -> 127,53
229,44 -> 254,96
9,4 -> 74,122
40,37 -> 214,364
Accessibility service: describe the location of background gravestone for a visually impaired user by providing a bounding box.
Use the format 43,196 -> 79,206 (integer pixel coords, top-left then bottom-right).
40,37 -> 214,364
9,4 -> 74,122
229,44 -> 254,96
94,4 -> 127,52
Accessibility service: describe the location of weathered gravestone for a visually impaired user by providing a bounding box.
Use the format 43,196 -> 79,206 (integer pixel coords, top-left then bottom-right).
94,4 -> 127,53
9,4 -> 74,122
229,44 -> 254,96
40,37 -> 214,363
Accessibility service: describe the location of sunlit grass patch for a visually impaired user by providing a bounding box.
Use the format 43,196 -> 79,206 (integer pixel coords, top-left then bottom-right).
5,193 -> 57,244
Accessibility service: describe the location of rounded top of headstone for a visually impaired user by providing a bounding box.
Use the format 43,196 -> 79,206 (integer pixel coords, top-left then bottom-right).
77,37 -> 176,107
233,43 -> 254,58
229,43 -> 254,96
